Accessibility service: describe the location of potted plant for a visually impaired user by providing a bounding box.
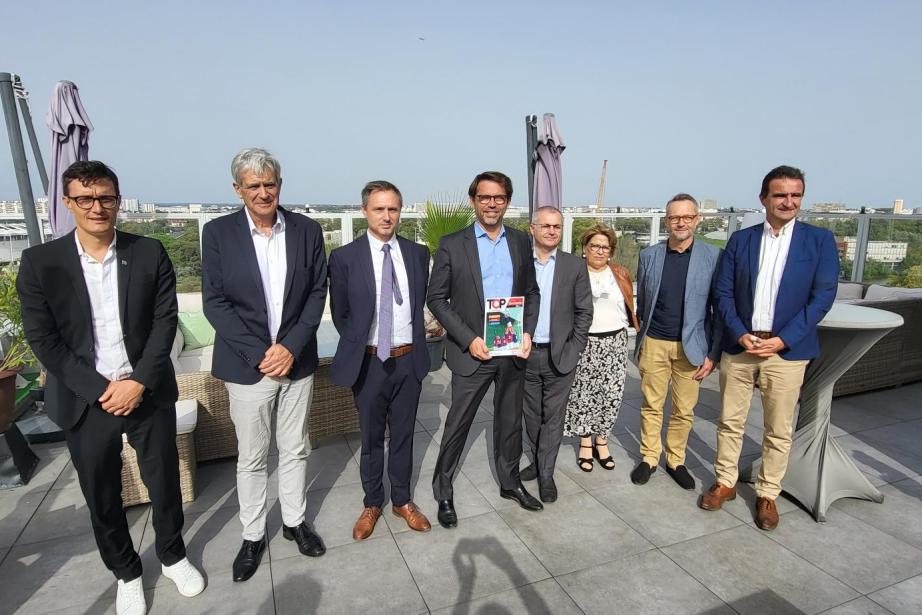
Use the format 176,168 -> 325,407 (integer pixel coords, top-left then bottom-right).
419,194 -> 473,372
0,265 -> 36,433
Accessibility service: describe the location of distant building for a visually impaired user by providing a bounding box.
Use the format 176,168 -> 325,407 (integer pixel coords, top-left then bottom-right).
140,203 -> 156,213
843,237 -> 907,264
188,203 -> 202,213
811,202 -> 849,213
893,199 -> 907,214
122,198 -> 140,212
700,198 -> 718,212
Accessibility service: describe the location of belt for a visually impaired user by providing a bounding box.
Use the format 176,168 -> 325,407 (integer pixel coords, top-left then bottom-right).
366,344 -> 413,358
751,331 -> 773,340
588,328 -> 625,339
533,342 -> 551,349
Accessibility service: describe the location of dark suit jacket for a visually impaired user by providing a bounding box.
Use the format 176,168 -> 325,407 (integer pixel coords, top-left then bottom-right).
426,224 -> 539,376
17,231 -> 179,430
201,207 -> 328,384
542,250 -> 593,374
328,234 -> 430,387
715,221 -> 839,361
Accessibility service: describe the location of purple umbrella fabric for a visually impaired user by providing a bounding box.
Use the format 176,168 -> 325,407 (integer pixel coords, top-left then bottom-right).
47,81 -> 93,238
532,113 -> 565,209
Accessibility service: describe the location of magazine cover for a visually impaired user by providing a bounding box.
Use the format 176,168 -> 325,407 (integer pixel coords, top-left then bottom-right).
484,296 -> 525,357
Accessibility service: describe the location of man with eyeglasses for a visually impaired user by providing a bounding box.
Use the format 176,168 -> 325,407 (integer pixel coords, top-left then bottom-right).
17,161 -> 204,614
520,206 -> 592,501
630,194 -> 722,491
202,148 -> 328,582
428,171 -> 541,527
700,166 -> 838,531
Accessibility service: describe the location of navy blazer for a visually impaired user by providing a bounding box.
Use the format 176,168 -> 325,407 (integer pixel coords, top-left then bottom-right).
17,231 -> 179,430
328,233 -> 430,387
715,221 -> 839,361
427,224 -> 539,377
201,207 -> 328,384
635,240 -> 723,366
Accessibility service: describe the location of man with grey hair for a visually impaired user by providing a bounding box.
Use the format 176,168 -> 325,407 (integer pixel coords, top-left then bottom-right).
202,148 -> 328,582
630,193 -> 722,490
520,206 -> 592,501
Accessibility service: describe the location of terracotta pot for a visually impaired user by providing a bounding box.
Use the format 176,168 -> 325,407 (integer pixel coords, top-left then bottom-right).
0,369 -> 18,433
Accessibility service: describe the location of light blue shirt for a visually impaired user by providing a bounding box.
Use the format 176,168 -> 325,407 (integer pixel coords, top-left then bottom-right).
533,249 -> 556,344
474,221 -> 514,302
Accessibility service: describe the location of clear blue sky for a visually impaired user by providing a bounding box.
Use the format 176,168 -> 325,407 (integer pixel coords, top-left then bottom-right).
3,1 -> 921,209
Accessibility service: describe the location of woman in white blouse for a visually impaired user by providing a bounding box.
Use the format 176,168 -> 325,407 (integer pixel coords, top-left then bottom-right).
563,224 -> 639,471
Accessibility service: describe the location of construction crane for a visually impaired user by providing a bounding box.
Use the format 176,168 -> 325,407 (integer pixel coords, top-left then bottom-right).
594,159 -> 608,212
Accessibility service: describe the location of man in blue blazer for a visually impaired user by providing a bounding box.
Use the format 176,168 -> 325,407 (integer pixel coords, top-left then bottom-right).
699,165 -> 839,531
631,194 -> 722,490
329,180 -> 432,540
202,148 -> 328,582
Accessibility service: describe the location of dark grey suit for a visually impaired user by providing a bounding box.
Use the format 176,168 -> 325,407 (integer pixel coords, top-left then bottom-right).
427,224 -> 539,499
524,250 -> 593,478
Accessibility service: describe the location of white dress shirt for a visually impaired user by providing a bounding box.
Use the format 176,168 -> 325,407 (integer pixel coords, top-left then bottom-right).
366,232 -> 413,346
246,209 -> 287,343
75,231 -> 133,381
752,218 -> 796,332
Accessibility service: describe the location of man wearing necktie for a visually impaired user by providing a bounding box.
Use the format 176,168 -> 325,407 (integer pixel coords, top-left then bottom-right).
329,181 -> 432,539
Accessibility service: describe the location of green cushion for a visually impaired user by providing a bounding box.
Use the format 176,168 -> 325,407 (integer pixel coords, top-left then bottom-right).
178,312 -> 215,350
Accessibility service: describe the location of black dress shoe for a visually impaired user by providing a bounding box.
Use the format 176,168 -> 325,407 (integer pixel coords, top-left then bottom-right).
537,476 -> 557,503
500,484 -> 543,511
519,464 -> 538,481
232,538 -> 266,582
666,465 -> 696,490
437,499 -> 457,528
630,461 -> 656,485
283,522 -> 326,557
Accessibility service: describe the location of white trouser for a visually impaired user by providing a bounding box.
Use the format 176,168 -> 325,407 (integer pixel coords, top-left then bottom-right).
226,375 -> 314,541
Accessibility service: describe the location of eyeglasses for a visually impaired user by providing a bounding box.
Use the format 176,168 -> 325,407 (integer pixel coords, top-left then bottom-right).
66,195 -> 120,210
666,215 -> 698,225
475,194 -> 508,205
532,224 -> 562,232
586,243 -> 611,253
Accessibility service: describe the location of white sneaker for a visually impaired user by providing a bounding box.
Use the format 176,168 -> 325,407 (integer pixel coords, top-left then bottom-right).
116,577 -> 147,615
162,557 -> 206,597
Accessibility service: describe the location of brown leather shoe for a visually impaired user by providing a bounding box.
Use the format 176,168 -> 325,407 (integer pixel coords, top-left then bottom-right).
392,501 -> 431,532
755,497 -> 779,531
352,506 -> 381,540
699,483 -> 737,511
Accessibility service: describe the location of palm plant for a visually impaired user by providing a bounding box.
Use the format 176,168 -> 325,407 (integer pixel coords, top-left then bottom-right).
0,265 -> 34,373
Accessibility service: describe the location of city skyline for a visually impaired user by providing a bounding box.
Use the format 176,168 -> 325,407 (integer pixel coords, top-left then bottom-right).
3,1 -> 922,207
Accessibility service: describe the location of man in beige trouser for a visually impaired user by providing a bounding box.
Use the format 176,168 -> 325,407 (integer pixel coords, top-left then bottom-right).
699,165 -> 839,531
631,194 -> 723,490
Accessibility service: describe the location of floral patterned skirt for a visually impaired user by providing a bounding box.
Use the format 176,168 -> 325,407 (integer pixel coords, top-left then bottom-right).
563,329 -> 628,437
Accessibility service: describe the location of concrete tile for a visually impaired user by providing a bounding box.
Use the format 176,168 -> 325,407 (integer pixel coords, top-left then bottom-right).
498,491 -> 652,575
43,598 -> 117,614
272,536 -> 427,615
591,473 -> 743,547
144,568 -> 276,614
662,524 -> 859,614
868,574 -> 922,615
819,596 -> 896,614
828,397 -> 907,437
855,420 -> 922,465
344,429 -> 441,472
767,508 -> 922,594
558,549 -> 733,615
0,483 -> 48,548
0,531 -> 118,613
517,464 -> 585,500
833,479 -> 922,551
849,385 -> 922,422
460,459 -> 528,511
382,466 -> 492,534
394,511 -> 550,611
22,442 -> 72,489
304,437 -> 364,492
430,578 -> 579,615
50,459 -> 80,490
17,486 -> 148,547
182,458 -> 240,515
833,434 -> 922,487
554,438 -> 640,492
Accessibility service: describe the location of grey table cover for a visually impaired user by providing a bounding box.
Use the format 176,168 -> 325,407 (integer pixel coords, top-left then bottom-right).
741,303 -> 904,522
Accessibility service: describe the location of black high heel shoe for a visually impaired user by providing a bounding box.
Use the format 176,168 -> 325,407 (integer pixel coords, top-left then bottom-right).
593,438 -> 615,470
577,444 -> 594,472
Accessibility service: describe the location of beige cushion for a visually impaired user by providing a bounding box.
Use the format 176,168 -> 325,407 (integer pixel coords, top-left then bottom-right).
863,284 -> 922,301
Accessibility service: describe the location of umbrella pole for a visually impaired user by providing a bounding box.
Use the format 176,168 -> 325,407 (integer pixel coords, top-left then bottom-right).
13,76 -> 49,193
525,114 -> 537,219
0,72 -> 43,247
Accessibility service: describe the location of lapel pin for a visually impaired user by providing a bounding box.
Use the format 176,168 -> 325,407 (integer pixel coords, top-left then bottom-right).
121,260 -> 127,265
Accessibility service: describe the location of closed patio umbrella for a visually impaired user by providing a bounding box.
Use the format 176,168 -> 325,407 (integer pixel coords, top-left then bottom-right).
47,81 -> 93,238
532,113 -> 565,210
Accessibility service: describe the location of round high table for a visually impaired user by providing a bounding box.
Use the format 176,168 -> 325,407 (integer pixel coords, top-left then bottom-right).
740,302 -> 904,522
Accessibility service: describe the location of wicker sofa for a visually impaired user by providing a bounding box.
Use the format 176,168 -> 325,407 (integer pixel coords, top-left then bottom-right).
832,284 -> 922,397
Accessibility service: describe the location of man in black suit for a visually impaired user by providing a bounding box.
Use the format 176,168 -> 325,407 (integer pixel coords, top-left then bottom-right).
201,148 -> 327,582
427,171 -> 541,528
521,206 -> 593,502
17,161 -> 203,615
329,180 -> 432,540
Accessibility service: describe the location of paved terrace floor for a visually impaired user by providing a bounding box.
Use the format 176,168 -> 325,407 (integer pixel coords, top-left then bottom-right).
2,368 -> 922,615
